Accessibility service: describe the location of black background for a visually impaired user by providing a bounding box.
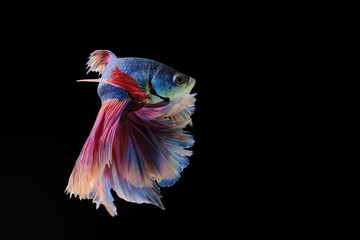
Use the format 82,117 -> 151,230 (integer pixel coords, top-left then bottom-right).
0,8 -> 247,240
0,4 -> 312,239
0,4 -> 342,239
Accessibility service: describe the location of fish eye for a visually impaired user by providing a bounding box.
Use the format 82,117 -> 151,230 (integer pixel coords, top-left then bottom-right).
174,75 -> 185,84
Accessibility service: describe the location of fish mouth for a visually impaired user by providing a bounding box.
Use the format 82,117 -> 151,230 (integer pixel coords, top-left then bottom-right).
187,77 -> 196,93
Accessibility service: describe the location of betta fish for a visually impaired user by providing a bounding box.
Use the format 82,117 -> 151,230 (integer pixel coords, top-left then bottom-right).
65,50 -> 196,216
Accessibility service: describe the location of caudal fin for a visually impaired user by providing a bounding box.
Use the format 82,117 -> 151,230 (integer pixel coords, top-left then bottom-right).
65,99 -> 165,216
65,94 -> 196,216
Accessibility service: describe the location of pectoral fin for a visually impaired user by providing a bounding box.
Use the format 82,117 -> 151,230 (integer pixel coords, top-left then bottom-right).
78,66 -> 147,101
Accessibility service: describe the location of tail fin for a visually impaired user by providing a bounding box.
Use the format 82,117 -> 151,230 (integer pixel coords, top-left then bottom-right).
65,94 -> 196,216
65,99 -> 165,216
86,50 -> 116,74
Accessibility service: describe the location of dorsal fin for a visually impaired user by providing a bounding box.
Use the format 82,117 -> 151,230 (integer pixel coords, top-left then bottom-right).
86,50 -> 116,74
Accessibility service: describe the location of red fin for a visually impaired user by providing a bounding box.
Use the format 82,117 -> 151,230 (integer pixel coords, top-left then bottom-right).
107,66 -> 147,101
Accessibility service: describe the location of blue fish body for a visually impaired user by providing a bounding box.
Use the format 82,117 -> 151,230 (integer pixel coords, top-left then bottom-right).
97,56 -> 195,103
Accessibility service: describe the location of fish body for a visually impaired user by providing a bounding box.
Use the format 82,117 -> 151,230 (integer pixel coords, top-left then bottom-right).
66,50 -> 196,216
95,55 -> 195,103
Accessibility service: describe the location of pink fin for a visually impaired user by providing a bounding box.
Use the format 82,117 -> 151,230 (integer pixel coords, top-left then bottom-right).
86,50 -> 116,74
65,94 -> 196,216
65,99 -> 163,216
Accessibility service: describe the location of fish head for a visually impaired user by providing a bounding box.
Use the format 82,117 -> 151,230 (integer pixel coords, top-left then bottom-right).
150,66 -> 196,102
